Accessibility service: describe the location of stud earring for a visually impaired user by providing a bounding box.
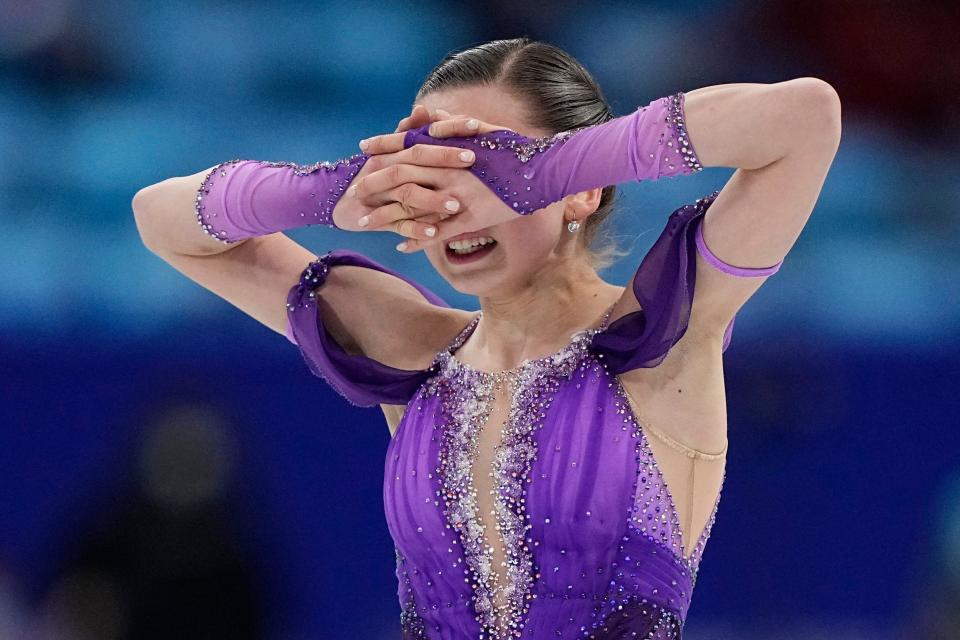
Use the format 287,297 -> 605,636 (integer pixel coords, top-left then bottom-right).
567,218 -> 581,233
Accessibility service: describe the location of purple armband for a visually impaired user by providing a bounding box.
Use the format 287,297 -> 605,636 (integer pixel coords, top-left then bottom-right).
402,92 -> 703,215
695,218 -> 783,277
195,154 -> 369,243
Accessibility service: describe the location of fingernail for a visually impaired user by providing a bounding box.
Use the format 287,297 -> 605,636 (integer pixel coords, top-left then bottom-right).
425,227 -> 436,237
459,150 -> 474,162
395,242 -> 407,252
467,119 -> 478,130
436,108 -> 450,117
428,124 -> 436,136
358,215 -> 369,227
359,139 -> 369,151
350,184 -> 358,197
444,200 -> 460,212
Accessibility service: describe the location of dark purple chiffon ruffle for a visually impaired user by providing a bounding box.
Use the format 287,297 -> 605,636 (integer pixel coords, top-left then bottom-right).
591,189 -> 730,373
284,250 -> 449,407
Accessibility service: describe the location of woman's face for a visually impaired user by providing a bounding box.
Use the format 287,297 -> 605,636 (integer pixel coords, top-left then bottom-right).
416,85 -> 594,298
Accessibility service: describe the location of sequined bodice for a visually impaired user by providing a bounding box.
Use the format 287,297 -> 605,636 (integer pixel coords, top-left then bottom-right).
383,308 -> 724,640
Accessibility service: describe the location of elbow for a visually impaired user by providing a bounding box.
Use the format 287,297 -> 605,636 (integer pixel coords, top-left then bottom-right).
131,186 -> 151,221
132,184 -> 164,254
802,77 -> 842,141
783,77 -> 842,151
132,180 -> 166,218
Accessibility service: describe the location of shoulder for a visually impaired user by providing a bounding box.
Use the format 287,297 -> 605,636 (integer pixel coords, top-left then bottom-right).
286,249 -> 476,406
369,305 -> 475,371
296,249 -> 474,370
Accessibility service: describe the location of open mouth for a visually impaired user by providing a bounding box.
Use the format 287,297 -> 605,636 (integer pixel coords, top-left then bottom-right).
445,236 -> 498,264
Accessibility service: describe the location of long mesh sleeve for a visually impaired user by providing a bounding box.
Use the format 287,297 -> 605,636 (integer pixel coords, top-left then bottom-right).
195,155 -> 368,243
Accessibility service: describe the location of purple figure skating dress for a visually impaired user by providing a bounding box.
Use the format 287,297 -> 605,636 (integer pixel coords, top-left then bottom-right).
282,189 -> 780,639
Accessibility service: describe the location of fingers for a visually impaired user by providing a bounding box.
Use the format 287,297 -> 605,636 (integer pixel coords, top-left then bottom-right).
407,211 -> 450,225
426,117 -> 515,138
358,182 -> 461,230
378,204 -> 440,241
421,143 -> 476,167
349,163 -> 462,201
359,131 -> 405,155
393,105 -> 427,134
359,202 -> 450,243
393,105 -> 451,134
395,236 -> 431,253
362,143 -> 476,173
393,105 -> 431,134
396,230 -> 450,254
396,209 -> 475,254
364,109 -> 475,154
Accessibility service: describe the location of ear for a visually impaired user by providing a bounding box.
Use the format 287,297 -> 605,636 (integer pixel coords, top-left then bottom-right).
563,188 -> 603,220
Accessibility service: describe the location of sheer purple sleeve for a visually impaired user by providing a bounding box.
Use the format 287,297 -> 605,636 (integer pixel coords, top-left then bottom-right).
401,92 -> 702,216
591,190 -> 732,373
285,249 -> 448,407
195,155 -> 368,243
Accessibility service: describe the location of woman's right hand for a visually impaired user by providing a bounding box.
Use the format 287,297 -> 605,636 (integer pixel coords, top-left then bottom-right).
332,133 -> 476,240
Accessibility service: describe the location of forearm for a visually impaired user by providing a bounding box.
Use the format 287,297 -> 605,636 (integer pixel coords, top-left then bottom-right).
394,79 -> 837,216
683,77 -> 842,171
133,154 -> 367,257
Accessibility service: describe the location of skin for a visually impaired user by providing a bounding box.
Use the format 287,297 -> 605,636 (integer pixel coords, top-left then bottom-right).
134,78 -> 841,558
357,79 -> 841,458
356,85 -> 625,376
360,86 -> 734,563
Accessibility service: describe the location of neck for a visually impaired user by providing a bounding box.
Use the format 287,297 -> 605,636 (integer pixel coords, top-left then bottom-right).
470,260 -> 620,369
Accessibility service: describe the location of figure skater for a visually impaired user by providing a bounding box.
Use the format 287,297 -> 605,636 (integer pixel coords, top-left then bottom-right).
132,37 -> 840,639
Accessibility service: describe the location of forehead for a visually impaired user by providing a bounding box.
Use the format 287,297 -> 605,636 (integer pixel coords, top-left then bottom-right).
417,85 -> 548,137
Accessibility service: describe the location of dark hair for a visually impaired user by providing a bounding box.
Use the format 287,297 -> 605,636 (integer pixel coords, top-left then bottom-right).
414,37 -> 629,270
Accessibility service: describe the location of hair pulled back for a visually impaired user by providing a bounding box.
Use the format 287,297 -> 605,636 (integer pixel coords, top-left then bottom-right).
415,38 -> 629,270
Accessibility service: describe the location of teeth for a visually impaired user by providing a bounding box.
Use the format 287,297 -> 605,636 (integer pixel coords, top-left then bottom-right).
447,236 -> 496,252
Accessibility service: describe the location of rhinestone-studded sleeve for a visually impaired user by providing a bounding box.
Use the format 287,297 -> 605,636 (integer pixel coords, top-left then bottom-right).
658,91 -> 703,178
591,190 -> 731,372
285,248 -> 448,407
195,154 -> 368,243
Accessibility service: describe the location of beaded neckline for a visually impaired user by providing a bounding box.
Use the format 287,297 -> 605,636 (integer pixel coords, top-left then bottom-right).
441,301 -> 618,378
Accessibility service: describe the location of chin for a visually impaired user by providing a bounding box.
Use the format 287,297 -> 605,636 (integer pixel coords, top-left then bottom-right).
439,272 -> 499,297
430,263 -> 502,297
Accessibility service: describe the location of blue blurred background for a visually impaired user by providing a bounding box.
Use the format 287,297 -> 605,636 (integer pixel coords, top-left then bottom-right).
2,0 -> 958,638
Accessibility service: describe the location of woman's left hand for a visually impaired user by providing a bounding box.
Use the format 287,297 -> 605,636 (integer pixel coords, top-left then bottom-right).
355,107 -> 524,253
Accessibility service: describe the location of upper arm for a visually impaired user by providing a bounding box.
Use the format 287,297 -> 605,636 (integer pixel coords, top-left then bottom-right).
134,170 -> 466,373
687,81 -> 842,336
286,250 -> 470,406
594,82 -> 841,371
310,258 -> 470,371
134,168 -> 316,339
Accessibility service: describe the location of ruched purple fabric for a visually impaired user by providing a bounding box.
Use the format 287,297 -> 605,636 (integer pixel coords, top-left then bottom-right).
284,192 -> 745,638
